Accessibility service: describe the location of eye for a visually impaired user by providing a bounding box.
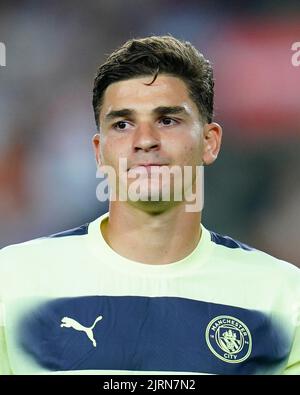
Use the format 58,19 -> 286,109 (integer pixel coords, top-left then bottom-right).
159,117 -> 178,126
113,121 -> 131,131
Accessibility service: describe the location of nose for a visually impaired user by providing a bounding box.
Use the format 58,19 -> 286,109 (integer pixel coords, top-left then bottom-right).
133,122 -> 161,152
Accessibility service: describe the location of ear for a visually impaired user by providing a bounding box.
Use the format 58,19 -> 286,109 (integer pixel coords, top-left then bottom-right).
202,122 -> 222,165
92,133 -> 103,169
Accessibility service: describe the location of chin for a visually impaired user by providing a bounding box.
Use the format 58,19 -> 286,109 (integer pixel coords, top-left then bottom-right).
129,199 -> 176,214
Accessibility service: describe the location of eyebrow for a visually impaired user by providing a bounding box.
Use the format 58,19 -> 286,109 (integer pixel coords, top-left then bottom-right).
103,106 -> 190,123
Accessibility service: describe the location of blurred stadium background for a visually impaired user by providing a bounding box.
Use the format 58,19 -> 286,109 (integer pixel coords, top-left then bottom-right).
0,0 -> 299,266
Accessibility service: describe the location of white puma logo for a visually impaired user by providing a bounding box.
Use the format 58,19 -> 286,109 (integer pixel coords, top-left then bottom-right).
60,315 -> 103,347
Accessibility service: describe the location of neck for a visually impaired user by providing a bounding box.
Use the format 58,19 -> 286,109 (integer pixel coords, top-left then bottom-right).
100,201 -> 202,265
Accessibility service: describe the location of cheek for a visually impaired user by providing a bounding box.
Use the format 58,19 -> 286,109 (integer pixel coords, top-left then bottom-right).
183,146 -> 202,166
172,137 -> 203,166
101,136 -> 130,167
166,124 -> 203,165
187,133 -> 203,164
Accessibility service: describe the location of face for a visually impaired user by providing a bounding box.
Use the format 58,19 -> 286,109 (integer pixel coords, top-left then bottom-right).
93,74 -> 221,210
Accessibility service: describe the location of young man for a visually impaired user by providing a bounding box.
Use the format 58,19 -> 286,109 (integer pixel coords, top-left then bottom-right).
0,36 -> 299,375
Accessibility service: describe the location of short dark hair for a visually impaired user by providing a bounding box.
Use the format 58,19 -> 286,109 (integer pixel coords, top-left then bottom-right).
93,35 -> 214,130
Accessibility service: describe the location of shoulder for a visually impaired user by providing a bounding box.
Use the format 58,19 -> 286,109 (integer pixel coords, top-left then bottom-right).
0,222 -> 91,270
0,221 -> 96,298
208,227 -> 300,279
206,228 -> 300,309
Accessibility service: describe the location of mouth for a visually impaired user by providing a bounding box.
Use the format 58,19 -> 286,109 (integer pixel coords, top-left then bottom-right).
127,163 -> 169,175
128,163 -> 168,171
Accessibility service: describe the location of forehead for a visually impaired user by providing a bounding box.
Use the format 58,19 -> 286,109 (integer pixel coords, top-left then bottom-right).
100,75 -> 197,116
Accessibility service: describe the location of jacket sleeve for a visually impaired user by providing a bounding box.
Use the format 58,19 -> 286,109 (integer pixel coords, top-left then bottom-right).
0,305 -> 12,375
283,318 -> 300,375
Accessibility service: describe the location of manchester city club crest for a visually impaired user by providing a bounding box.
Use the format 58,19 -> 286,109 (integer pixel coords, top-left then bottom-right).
205,315 -> 252,363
